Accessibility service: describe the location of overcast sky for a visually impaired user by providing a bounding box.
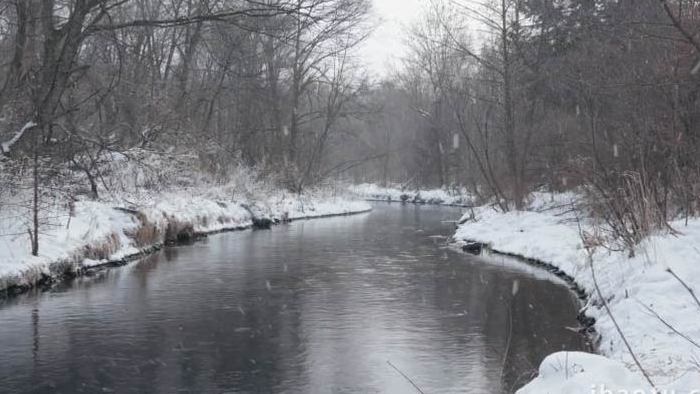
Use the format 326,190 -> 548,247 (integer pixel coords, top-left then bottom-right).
358,0 -> 426,79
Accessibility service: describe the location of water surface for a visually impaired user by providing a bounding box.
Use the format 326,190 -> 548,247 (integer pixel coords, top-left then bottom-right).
0,204 -> 585,393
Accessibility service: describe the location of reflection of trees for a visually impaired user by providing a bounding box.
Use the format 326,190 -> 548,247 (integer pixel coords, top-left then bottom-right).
430,260 -> 508,392
192,227 -> 310,392
32,304 -> 39,368
163,247 -> 180,262
5,206 -> 587,394
427,255 -> 586,394
499,279 -> 585,392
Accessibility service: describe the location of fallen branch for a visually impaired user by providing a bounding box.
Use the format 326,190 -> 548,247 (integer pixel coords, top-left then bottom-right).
1,121 -> 37,155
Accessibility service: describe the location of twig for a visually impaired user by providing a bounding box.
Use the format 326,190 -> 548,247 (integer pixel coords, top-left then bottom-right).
691,355 -> 700,372
637,301 -> 700,350
386,360 -> 426,394
659,0 -> 700,57
667,268 -> 700,312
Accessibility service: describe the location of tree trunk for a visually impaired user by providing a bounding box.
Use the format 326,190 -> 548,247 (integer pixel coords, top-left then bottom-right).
501,0 -> 522,209
31,130 -> 40,256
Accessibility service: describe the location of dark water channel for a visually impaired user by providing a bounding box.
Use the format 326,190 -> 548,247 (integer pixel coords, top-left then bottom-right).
0,204 -> 585,393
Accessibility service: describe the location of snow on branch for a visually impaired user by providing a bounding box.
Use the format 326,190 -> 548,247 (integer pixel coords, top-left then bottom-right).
0,121 -> 37,155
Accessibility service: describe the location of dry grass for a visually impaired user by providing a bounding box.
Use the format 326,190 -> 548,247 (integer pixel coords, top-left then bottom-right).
50,259 -> 81,278
127,212 -> 162,247
217,215 -> 228,224
198,215 -> 209,228
582,170 -> 674,255
81,233 -> 121,261
45,232 -> 122,279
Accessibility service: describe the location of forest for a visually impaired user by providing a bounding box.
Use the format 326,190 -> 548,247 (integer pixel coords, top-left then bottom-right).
360,0 -> 700,253
2,0 -> 698,255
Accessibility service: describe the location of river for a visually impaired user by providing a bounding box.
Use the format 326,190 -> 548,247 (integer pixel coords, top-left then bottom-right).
0,204 -> 585,393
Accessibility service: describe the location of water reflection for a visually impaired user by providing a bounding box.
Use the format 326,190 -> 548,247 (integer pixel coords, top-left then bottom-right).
0,204 -> 585,393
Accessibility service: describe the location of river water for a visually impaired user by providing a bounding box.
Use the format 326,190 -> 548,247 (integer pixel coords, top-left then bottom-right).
0,204 -> 585,393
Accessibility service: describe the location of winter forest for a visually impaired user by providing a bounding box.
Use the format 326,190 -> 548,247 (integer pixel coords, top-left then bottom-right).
2,0 -> 700,254
2,1 -> 700,393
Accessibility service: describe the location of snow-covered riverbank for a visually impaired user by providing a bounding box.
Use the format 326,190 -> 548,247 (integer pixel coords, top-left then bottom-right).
0,151 -> 371,296
0,190 -> 370,296
349,183 -> 474,206
453,192 -> 700,393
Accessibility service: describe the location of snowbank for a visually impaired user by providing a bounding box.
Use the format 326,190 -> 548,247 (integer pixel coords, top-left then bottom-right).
518,352 -> 653,394
0,151 -> 371,295
454,192 -> 700,392
349,183 -> 474,206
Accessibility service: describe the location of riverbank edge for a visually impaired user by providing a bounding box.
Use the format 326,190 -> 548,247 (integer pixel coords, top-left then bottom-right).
451,204 -> 700,392
457,240 -> 599,350
349,183 -> 474,208
360,196 -> 599,349
365,198 -> 474,208
0,206 -> 372,299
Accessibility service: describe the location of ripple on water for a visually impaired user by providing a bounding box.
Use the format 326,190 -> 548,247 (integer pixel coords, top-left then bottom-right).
0,204 -> 586,394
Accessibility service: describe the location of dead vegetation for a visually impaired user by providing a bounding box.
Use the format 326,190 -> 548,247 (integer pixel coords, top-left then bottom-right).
128,213 -> 162,248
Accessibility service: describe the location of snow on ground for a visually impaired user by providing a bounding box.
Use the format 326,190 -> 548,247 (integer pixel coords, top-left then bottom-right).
454,191 -> 700,393
0,151 -> 370,294
518,352 -> 654,394
349,183 -> 474,206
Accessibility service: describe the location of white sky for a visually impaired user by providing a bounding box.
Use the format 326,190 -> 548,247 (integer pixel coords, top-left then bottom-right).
358,0 -> 426,79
